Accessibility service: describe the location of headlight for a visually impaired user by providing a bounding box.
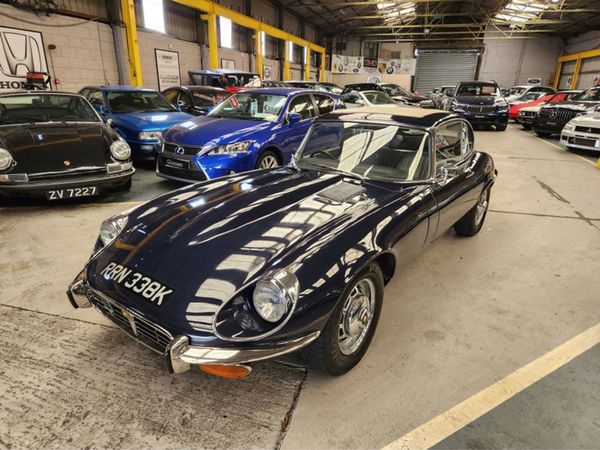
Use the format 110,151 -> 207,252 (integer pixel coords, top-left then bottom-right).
209,140 -> 254,155
252,269 -> 299,323
451,102 -> 467,110
98,213 -> 128,247
138,131 -> 162,141
110,139 -> 131,161
563,123 -> 575,133
0,148 -> 14,171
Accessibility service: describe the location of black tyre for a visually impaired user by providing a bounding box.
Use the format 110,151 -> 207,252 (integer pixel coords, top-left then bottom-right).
522,123 -> 532,130
454,188 -> 490,237
255,150 -> 281,170
495,122 -> 507,131
301,263 -> 384,375
535,130 -> 551,138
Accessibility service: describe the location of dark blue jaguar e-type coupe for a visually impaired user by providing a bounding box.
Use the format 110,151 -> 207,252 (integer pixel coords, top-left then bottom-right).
68,106 -> 496,378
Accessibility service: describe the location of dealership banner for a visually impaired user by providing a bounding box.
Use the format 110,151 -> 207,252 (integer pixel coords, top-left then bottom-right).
332,54 -> 416,76
0,26 -> 49,91
377,58 -> 416,75
155,49 -> 180,91
332,54 -> 364,73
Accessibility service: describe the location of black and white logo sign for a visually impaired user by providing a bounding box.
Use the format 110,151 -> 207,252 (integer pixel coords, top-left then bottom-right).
0,26 -> 49,90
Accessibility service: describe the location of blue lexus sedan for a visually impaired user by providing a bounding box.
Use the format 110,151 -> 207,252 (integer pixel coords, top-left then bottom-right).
79,86 -> 194,158
155,88 -> 343,181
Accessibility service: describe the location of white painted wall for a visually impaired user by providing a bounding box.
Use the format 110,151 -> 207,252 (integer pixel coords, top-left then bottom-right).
478,28 -> 564,88
0,3 -> 120,92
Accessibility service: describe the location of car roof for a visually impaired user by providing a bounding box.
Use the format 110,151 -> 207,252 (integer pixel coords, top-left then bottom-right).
321,106 -> 456,128
0,90 -> 83,97
84,85 -> 158,92
188,69 -> 258,75
242,87 -> 315,95
557,89 -> 582,93
167,85 -> 229,93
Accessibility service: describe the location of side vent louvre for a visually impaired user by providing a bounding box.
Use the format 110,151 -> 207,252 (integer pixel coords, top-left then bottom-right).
318,182 -> 366,203
265,173 -> 302,185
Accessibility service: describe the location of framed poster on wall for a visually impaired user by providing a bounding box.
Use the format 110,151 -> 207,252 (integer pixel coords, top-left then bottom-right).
0,25 -> 49,91
263,65 -> 272,80
155,49 -> 180,91
221,58 -> 235,70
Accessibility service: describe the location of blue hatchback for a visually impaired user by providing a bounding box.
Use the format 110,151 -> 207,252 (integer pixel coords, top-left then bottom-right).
79,86 -> 194,157
155,88 -> 343,182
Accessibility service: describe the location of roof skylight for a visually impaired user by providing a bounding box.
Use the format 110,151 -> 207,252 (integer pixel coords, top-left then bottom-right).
376,1 -> 416,24
494,0 -> 559,24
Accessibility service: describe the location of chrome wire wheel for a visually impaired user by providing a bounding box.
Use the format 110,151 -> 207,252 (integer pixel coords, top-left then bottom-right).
474,190 -> 489,226
259,154 -> 279,169
338,278 -> 376,356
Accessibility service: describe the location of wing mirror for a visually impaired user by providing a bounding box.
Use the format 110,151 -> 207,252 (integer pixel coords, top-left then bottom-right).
287,112 -> 302,125
355,99 -> 365,105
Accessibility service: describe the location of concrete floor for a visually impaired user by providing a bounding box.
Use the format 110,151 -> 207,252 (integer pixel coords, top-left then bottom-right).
1,124 -> 599,449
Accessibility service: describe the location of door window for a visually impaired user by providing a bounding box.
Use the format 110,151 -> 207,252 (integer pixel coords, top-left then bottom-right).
314,94 -> 335,115
287,94 -> 315,120
87,90 -> 105,108
435,121 -> 472,167
162,89 -> 178,103
178,92 -> 193,107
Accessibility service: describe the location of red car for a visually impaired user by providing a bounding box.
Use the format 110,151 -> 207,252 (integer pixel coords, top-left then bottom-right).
508,91 -> 579,120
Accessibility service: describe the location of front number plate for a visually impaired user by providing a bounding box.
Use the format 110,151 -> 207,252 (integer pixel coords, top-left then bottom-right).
100,262 -> 174,306
47,186 -> 97,200
164,157 -> 190,170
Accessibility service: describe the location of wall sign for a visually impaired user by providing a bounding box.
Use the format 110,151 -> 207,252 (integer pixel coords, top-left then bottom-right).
527,77 -> 542,86
155,49 -> 180,91
378,59 -> 416,75
263,65 -> 272,80
332,54 -> 363,73
332,54 -> 416,76
0,26 -> 49,90
221,58 -> 235,70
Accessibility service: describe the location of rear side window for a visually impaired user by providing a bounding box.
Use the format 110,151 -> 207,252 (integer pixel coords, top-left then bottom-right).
163,89 -> 178,103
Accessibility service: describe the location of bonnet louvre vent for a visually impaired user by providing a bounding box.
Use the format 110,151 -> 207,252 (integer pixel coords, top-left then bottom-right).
265,173 -> 302,185
318,182 -> 366,203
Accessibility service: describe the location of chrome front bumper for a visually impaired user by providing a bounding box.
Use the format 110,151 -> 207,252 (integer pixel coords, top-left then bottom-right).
67,280 -> 319,374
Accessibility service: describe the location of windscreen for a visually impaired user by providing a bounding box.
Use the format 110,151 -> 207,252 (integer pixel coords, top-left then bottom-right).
0,94 -> 100,125
362,91 -> 397,105
208,93 -> 286,121
192,90 -> 230,107
381,84 -> 412,97
456,83 -> 500,97
106,91 -> 176,113
296,121 -> 431,182
571,88 -> 600,101
509,87 -> 527,95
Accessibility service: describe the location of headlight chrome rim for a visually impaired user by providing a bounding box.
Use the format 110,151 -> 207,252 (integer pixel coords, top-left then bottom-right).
99,213 -> 129,247
110,139 -> 131,161
0,148 -> 14,171
252,269 -> 299,323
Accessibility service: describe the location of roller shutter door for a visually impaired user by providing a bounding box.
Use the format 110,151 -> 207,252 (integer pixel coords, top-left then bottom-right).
414,50 -> 479,95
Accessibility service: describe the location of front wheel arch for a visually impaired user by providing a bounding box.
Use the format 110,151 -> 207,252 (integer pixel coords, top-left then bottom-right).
255,147 -> 282,169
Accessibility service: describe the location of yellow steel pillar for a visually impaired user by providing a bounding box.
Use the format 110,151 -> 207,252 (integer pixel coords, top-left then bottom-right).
256,29 -> 264,79
206,12 -> 219,69
283,41 -> 291,81
304,47 -> 310,80
571,58 -> 582,89
120,0 -> 143,86
553,60 -> 562,89
319,51 -> 325,82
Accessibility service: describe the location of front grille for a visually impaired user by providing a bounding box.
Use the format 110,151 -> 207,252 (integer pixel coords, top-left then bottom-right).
519,110 -> 536,118
575,125 -> 600,134
467,105 -> 496,114
28,167 -> 106,181
538,108 -> 579,125
164,142 -> 204,156
88,290 -> 173,353
572,137 -> 596,147
158,161 -> 207,182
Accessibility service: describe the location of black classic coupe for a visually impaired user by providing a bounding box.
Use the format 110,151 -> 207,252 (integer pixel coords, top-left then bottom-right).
0,92 -> 134,201
68,106 -> 496,378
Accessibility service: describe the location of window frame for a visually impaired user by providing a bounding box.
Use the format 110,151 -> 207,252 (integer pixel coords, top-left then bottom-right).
285,93 -> 316,122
